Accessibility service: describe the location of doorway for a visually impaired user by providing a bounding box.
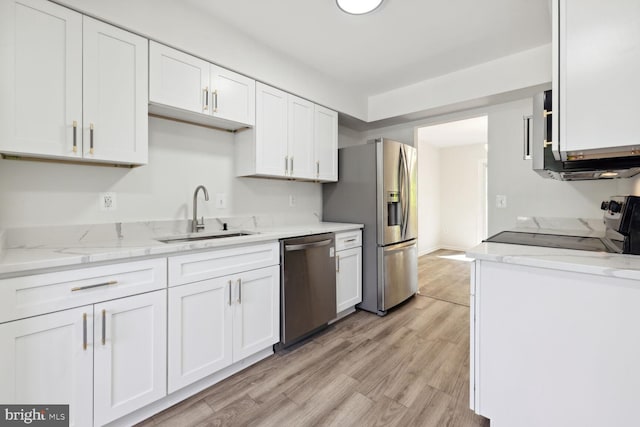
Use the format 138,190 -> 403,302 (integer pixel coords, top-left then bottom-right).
415,116 -> 488,254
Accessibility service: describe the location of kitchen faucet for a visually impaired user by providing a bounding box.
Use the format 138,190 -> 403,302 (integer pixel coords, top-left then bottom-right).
191,185 -> 209,233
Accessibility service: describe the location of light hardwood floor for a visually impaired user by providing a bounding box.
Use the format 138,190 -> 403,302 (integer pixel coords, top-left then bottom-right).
137,251 -> 488,427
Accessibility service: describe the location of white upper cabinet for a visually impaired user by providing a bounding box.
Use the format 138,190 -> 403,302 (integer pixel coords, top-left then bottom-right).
0,0 -> 82,159
236,83 -> 338,182
314,105 -> 338,182
554,0 -> 640,160
149,42 -> 255,129
0,0 -> 148,165
149,42 -> 209,115
210,65 -> 255,126
247,82 -> 289,177
288,95 -> 315,180
83,17 -> 148,165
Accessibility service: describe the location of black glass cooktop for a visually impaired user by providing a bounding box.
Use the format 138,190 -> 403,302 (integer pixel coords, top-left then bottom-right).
484,231 -> 615,253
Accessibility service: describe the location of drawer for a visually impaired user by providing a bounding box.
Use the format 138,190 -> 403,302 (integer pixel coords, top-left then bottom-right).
168,242 -> 279,287
0,258 -> 167,323
335,230 -> 362,251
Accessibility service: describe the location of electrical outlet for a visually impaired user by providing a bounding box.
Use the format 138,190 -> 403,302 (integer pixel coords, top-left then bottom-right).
496,195 -> 507,209
215,193 -> 226,209
289,194 -> 296,207
99,192 -> 117,211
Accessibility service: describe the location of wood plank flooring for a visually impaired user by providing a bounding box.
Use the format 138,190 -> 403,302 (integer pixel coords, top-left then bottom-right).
137,251 -> 488,427
418,249 -> 473,307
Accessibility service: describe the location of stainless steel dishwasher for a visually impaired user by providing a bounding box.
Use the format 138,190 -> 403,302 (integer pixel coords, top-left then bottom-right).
279,233 -> 336,348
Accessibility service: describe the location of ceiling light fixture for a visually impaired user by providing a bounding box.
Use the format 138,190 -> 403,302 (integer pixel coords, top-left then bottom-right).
336,0 -> 383,15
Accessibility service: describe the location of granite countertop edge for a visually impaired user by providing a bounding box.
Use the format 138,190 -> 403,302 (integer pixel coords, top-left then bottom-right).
0,222 -> 363,277
467,242 -> 640,281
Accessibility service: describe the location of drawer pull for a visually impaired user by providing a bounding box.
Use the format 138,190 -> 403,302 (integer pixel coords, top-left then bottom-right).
101,309 -> 106,346
237,278 -> 242,304
82,313 -> 87,350
228,280 -> 232,306
71,280 -> 118,292
344,238 -> 357,243
89,123 -> 95,155
72,121 -> 78,153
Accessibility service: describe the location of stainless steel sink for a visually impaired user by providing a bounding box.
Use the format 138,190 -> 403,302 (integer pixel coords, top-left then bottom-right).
157,231 -> 255,244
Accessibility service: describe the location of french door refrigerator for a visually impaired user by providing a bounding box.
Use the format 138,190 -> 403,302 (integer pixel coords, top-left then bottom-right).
323,138 -> 418,315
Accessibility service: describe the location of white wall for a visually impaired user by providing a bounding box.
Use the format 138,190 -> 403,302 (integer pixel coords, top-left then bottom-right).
0,118 -> 321,228
368,44 -> 552,121
439,144 -> 487,250
417,143 -> 440,255
487,99 -> 631,234
56,0 -> 367,120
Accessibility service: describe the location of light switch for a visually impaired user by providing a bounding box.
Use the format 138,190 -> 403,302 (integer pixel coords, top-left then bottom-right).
496,195 -> 507,209
215,193 -> 226,209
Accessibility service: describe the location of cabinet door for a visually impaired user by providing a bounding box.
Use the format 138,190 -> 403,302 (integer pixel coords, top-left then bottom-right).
0,0 -> 82,159
94,291 -> 167,426
168,278 -> 233,393
233,265 -> 280,361
288,95 -> 315,179
210,65 -> 255,126
255,83 -> 289,177
559,0 -> 640,157
314,105 -> 338,182
149,41 -> 209,115
83,17 -> 148,165
336,247 -> 362,313
0,306 -> 93,427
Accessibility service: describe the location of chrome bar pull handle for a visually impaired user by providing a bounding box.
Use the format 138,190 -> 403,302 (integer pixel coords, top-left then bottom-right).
285,156 -> 289,175
89,123 -> 94,155
71,280 -> 118,292
237,278 -> 242,304
228,280 -> 232,306
101,309 -> 106,346
212,89 -> 218,113
203,87 -> 209,111
336,255 -> 340,273
316,161 -> 320,177
82,313 -> 87,350
72,121 -> 78,153
290,157 -> 294,174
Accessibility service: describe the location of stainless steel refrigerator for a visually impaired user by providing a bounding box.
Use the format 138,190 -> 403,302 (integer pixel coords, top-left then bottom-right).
323,138 -> 418,315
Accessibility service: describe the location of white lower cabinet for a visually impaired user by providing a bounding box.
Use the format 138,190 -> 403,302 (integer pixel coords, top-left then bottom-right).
0,289 -> 166,427
168,277 -> 233,393
168,265 -> 279,392
335,230 -> 363,314
94,291 -> 167,426
336,247 -> 362,313
0,306 -> 93,427
232,266 -> 280,360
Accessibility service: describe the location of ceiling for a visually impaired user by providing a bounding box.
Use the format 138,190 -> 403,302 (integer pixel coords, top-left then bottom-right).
418,116 -> 488,147
184,0 -> 551,97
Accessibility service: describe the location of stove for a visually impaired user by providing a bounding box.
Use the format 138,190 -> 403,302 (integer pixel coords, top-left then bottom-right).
484,231 -> 614,252
484,196 -> 640,255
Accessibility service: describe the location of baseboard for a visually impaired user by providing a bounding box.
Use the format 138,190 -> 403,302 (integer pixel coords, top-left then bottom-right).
419,245 -> 474,256
418,246 -> 441,256
439,245 -> 471,252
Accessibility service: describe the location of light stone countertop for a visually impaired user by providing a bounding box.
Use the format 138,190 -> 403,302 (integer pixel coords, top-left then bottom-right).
467,216 -> 640,280
0,217 -> 363,277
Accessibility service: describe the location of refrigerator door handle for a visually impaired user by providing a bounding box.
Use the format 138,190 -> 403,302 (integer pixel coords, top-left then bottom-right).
399,146 -> 410,239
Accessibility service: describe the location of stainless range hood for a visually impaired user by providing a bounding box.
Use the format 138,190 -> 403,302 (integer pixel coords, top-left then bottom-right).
531,91 -> 640,181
